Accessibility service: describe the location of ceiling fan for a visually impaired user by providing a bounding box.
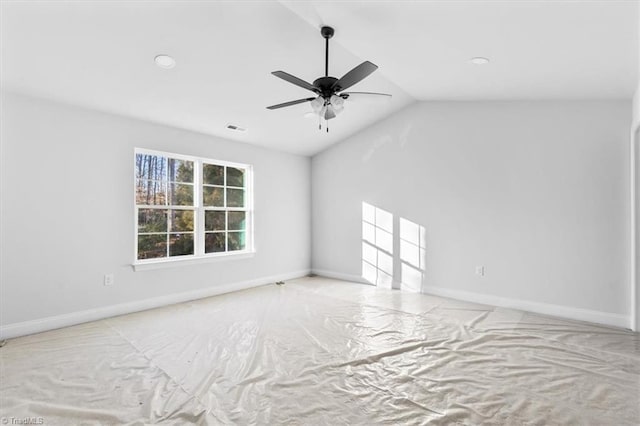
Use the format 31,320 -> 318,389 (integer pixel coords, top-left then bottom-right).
267,26 -> 391,131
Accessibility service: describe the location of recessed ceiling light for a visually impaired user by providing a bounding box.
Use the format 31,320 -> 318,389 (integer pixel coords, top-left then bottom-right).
470,57 -> 490,65
154,54 -> 176,69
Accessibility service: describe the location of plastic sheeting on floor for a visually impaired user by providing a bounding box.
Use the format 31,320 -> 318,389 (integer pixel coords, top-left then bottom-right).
1,277 -> 639,425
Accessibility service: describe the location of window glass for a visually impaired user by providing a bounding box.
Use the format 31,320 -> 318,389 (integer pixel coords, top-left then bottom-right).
203,164 -> 224,185
205,211 -> 226,231
227,188 -> 244,208
135,150 -> 251,262
205,232 -> 226,253
203,186 -> 224,207
227,167 -> 244,187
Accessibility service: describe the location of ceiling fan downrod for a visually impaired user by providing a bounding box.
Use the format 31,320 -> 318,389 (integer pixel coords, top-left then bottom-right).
322,26 -> 333,133
321,26 -> 334,77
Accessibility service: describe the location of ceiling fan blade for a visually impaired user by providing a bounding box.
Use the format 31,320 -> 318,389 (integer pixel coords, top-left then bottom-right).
271,71 -> 318,93
266,97 -> 316,110
332,61 -> 378,92
340,91 -> 392,100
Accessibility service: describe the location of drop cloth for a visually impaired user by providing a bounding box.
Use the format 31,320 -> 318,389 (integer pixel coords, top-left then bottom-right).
1,277 -> 639,425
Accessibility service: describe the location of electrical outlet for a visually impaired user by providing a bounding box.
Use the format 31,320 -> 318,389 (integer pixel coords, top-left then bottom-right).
104,273 -> 114,286
475,266 -> 485,277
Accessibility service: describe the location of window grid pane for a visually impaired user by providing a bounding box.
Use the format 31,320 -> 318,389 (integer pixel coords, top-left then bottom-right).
169,233 -> 194,257
201,162 -> 248,255
136,151 -> 251,261
203,185 -> 224,207
205,232 -> 226,253
138,234 -> 167,259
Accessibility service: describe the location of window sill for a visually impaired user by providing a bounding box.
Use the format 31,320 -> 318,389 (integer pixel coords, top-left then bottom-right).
132,251 -> 255,271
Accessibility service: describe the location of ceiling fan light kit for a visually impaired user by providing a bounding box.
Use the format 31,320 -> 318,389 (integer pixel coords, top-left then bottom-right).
267,26 -> 392,132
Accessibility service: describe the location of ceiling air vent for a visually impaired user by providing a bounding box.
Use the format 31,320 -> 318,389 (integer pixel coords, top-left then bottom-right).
226,124 -> 246,132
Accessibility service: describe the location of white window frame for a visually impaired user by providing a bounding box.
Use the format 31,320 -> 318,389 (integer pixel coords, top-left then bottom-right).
133,148 -> 254,270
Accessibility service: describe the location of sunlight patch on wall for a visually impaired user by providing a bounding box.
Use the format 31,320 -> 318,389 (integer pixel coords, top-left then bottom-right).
399,217 -> 426,292
362,202 -> 393,288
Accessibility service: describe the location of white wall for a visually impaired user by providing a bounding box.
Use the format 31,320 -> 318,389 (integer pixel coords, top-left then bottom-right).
312,101 -> 631,327
633,2 -> 640,331
634,90 -> 639,129
632,151 -> 638,331
632,2 -> 639,127
0,93 -> 311,336
633,99 -> 639,332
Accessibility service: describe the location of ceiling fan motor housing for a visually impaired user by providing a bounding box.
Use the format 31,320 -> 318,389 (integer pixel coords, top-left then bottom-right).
313,76 -> 339,98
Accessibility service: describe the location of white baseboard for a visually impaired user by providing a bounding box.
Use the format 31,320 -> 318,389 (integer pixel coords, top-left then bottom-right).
422,285 -> 629,329
311,269 -> 369,285
4,269 -> 628,339
312,269 -> 629,329
0,270 -> 310,340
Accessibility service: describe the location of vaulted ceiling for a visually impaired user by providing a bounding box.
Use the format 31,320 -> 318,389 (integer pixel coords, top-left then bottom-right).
2,1 -> 637,155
